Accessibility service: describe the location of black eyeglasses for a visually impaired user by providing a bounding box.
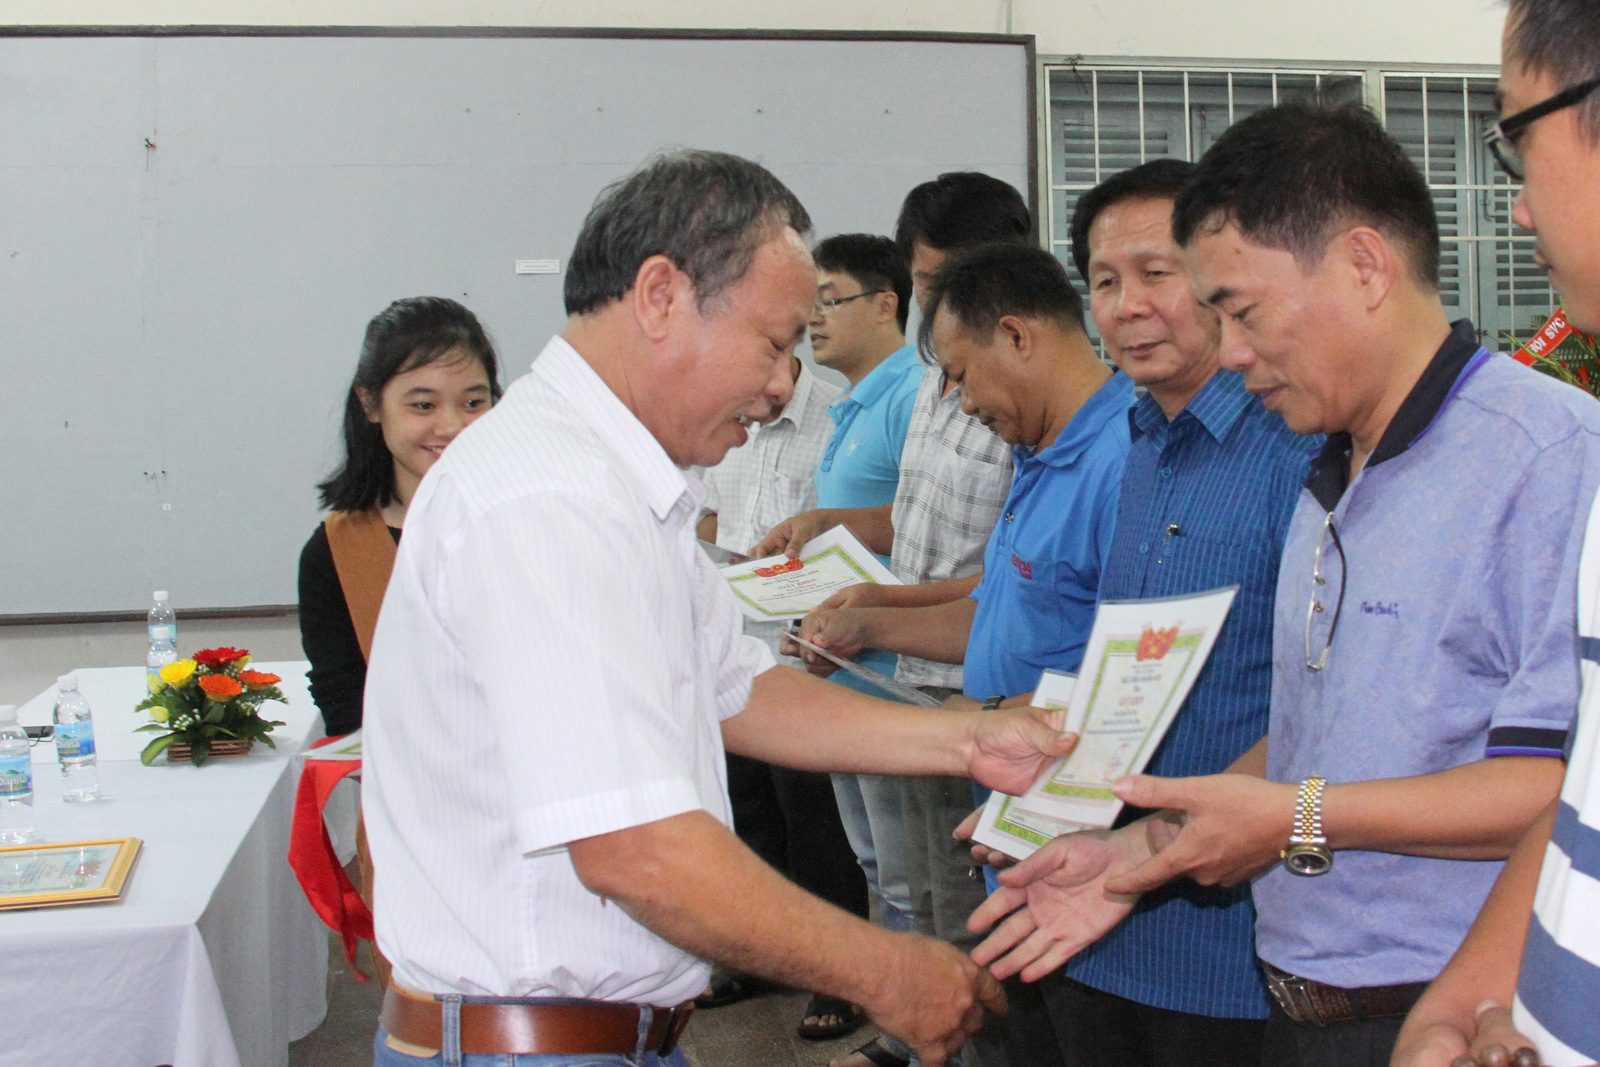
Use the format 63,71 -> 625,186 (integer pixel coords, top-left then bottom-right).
815,291 -> 884,314
1484,75 -> 1600,181
1305,513 -> 1346,672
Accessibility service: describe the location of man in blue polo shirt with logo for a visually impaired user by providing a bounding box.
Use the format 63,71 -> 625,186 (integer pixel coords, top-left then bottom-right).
969,104 -> 1600,1067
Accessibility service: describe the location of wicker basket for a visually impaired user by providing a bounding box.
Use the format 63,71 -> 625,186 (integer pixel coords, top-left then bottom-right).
167,737 -> 254,763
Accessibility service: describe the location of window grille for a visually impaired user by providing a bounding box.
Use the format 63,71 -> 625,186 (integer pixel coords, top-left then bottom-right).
1380,75 -> 1554,348
1044,61 -> 1552,350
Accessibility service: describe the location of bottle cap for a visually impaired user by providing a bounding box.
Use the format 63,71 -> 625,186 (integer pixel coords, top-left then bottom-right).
57,674 -> 77,690
0,705 -> 16,723
153,590 -> 169,602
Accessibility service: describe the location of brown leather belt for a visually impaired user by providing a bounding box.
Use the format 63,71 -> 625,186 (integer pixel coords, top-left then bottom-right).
1262,963 -> 1428,1027
381,983 -> 694,1056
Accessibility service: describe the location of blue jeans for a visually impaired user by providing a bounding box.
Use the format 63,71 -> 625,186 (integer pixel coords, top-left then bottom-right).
830,771 -> 912,932
374,1026 -> 691,1067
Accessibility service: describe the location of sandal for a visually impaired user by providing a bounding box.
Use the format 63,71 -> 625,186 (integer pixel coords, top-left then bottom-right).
693,967 -> 766,1009
796,993 -> 864,1041
828,1036 -> 910,1067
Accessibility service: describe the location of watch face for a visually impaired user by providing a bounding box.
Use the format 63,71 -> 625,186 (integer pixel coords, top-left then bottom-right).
1284,845 -> 1333,877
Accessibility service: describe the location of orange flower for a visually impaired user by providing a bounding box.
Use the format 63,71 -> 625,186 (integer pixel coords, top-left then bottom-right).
239,670 -> 280,689
198,674 -> 244,701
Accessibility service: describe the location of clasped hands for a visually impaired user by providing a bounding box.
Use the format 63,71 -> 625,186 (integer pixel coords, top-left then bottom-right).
777,583 -> 890,677
958,772 -> 1299,980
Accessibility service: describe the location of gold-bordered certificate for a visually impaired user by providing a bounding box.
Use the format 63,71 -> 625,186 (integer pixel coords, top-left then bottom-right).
720,526 -> 899,621
972,586 -> 1238,859
0,837 -> 142,910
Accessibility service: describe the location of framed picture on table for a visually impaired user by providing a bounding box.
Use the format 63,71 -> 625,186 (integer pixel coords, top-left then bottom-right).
0,837 -> 142,910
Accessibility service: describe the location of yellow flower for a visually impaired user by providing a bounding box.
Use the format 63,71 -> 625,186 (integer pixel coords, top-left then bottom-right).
160,659 -> 197,687
151,706 -> 169,723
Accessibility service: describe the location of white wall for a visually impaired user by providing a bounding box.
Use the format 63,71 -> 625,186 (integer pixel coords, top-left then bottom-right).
0,616 -> 303,709
0,0 -> 1506,689
1,0 -> 1506,66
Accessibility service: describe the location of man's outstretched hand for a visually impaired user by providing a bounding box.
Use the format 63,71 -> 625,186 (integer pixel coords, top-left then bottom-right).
1102,772 -> 1294,894
964,820 -> 1161,980
750,510 -> 835,560
964,705 -> 1076,799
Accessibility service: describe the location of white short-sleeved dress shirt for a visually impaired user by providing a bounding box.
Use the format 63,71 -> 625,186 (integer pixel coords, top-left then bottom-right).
703,360 -> 841,662
362,335 -> 774,1006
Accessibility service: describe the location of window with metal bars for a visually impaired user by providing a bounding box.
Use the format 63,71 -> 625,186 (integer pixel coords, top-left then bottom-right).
1044,62 -> 1555,350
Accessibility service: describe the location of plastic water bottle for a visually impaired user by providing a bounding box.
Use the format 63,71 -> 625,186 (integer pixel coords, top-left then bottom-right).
0,705 -> 35,844
147,590 -> 177,692
53,675 -> 100,803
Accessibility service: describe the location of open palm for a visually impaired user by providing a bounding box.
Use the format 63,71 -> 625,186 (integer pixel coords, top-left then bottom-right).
967,826 -> 1149,982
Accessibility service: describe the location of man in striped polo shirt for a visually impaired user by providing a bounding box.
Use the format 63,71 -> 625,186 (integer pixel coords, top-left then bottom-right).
1391,3 -> 1600,1065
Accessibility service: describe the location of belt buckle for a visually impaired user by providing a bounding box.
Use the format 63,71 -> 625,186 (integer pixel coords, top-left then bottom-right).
1263,965 -> 1325,1027
655,1003 -> 693,1056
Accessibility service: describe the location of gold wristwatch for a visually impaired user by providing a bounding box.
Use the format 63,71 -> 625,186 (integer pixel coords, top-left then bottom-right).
1281,775 -> 1333,876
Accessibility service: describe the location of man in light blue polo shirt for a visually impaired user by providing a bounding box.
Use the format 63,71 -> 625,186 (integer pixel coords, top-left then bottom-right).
968,104 -> 1600,1067
803,233 -> 923,950
797,241 -> 1132,766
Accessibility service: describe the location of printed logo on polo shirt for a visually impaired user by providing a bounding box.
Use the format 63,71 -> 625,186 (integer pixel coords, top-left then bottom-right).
1011,554 -> 1033,579
1360,601 -> 1400,620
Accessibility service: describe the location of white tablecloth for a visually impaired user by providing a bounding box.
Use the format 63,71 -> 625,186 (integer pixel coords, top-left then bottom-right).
1,662 -> 329,1067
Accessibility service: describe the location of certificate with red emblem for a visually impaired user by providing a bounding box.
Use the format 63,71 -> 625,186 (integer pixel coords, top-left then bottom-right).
719,526 -> 899,622
972,586 -> 1238,859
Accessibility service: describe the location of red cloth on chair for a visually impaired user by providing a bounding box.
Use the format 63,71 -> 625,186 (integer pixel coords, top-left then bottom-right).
288,736 -> 370,979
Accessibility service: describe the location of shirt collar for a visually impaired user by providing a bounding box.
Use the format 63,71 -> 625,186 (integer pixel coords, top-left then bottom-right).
835,343 -> 916,412
1129,369 -> 1251,446
1304,319 -> 1487,511
767,360 -> 816,432
1020,370 -> 1136,469
531,336 -> 697,523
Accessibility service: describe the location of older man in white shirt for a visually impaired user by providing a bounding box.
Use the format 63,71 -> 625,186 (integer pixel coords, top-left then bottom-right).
361,149 -> 1071,1067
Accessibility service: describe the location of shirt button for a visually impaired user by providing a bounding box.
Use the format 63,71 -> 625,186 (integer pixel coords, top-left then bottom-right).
1139,543 -> 1149,554
1005,512 -> 1015,523
1160,467 -> 1172,479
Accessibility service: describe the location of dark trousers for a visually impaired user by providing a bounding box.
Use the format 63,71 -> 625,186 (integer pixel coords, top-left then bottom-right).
725,751 -> 869,918
1258,1002 -> 1405,1067
966,971 -> 1069,1067
1044,975 -> 1268,1067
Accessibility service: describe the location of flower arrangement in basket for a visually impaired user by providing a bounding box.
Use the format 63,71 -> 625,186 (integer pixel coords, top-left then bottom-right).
135,646 -> 286,766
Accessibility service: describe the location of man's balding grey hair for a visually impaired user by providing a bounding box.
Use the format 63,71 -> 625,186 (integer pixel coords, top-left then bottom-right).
564,149 -> 813,316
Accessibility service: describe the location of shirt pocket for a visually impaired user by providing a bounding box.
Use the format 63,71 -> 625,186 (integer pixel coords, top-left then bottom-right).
1002,556 -> 1100,674
1155,527 -> 1275,590
754,470 -> 813,538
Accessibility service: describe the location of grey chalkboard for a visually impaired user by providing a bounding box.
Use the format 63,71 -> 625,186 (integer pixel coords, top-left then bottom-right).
0,30 -> 1032,616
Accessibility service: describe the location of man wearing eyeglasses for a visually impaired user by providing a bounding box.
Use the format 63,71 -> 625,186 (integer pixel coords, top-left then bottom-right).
1391,4 -> 1600,1066
802,232 -> 926,983
963,101 -> 1600,1067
